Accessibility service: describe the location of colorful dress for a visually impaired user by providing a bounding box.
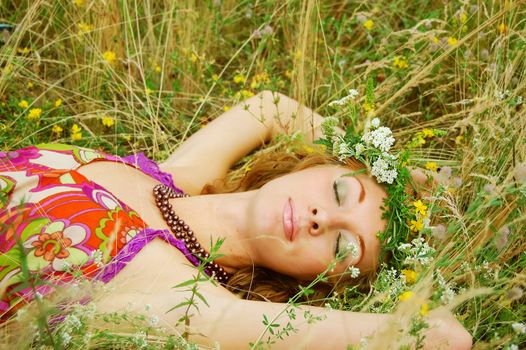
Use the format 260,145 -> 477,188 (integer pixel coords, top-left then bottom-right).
0,144 -> 202,322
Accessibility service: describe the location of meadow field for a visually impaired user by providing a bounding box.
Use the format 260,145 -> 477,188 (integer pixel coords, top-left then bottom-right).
0,0 -> 525,349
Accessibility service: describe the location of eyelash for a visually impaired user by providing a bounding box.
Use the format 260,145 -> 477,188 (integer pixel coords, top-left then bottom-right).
333,180 -> 341,256
333,180 -> 340,205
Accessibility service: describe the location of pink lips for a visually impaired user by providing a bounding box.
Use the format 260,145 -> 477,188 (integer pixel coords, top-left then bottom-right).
283,198 -> 296,241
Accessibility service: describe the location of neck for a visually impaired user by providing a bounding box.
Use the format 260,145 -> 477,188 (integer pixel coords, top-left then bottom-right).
167,190 -> 258,273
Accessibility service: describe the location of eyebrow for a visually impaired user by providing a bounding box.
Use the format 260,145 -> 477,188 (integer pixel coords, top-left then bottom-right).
356,177 -> 366,203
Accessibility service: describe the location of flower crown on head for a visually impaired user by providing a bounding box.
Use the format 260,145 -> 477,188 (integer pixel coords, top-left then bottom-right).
315,83 -> 444,269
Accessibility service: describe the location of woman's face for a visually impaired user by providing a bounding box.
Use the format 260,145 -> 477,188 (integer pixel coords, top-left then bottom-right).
246,165 -> 387,280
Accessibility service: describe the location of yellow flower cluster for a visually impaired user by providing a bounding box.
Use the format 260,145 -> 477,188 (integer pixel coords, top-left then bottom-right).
363,19 -> 374,31
27,108 -> 42,120
78,23 -> 94,34
250,72 -> 270,89
409,200 -> 428,233
412,128 -> 435,147
54,99 -> 62,108
393,56 -> 409,69
52,125 -> 63,135
101,116 -> 115,127
398,291 -> 429,316
103,51 -> 117,64
71,124 -> 82,141
498,23 -> 508,34
18,100 -> 29,109
447,37 -> 458,46
233,74 -> 246,84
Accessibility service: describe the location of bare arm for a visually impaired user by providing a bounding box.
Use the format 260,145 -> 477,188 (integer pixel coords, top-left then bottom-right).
98,288 -> 472,349
160,91 -> 335,194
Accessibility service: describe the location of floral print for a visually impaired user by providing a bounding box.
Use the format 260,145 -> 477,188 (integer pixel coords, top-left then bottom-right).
24,220 -> 90,272
0,144 -> 150,322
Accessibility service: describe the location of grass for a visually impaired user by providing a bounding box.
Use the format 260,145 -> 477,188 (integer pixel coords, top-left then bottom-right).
0,0 -> 525,348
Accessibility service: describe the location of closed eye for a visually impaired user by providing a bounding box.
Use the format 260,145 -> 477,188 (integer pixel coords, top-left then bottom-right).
333,180 -> 340,205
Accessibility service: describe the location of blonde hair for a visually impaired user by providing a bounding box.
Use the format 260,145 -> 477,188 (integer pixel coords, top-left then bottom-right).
201,145 -> 377,304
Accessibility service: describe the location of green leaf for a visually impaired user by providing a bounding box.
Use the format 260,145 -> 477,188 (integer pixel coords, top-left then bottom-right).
194,290 -> 210,307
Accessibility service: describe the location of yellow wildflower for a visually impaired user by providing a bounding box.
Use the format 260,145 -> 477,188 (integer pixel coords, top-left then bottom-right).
27,82 -> 34,89
27,108 -> 42,120
294,50 -> 302,60
101,116 -> 115,128
459,12 -> 468,24
74,0 -> 85,6
18,100 -> 29,109
413,200 -> 428,216
54,99 -> 62,108
422,128 -> 435,138
233,74 -> 246,84
363,19 -> 374,31
304,145 -> 314,154
455,135 -> 464,145
420,303 -> 429,316
399,291 -> 414,301
122,134 -> 132,142
17,47 -> 30,54
432,36 -> 439,44
145,88 -> 152,95
241,90 -> 255,98
393,56 -> 409,69
447,37 -> 458,46
402,269 -> 418,284
498,23 -> 508,34
154,65 -> 161,73
103,51 -> 116,64
409,219 -> 423,232
223,105 -> 231,111
52,125 -> 63,134
78,23 -> 93,34
190,53 -> 198,63
71,124 -> 82,141
425,162 -> 438,172
211,74 -> 219,82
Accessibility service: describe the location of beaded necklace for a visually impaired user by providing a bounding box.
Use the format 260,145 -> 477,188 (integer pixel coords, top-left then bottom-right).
153,184 -> 230,283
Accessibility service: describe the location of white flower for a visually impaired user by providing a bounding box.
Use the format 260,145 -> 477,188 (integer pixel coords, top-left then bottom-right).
150,315 -> 160,326
338,142 -> 352,161
371,117 -> 380,128
354,143 -> 365,156
508,345 -> 519,350
399,237 -> 436,266
371,155 -> 398,184
321,116 -> 339,135
511,322 -> 526,334
348,266 -> 360,278
348,88 -> 359,99
60,332 -> 72,347
368,126 -> 395,152
91,249 -> 104,267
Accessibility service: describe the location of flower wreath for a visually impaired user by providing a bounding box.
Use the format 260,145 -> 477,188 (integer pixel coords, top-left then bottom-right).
315,86 -> 445,269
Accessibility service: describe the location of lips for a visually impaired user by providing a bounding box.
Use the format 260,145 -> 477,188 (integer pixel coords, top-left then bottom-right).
283,198 -> 296,241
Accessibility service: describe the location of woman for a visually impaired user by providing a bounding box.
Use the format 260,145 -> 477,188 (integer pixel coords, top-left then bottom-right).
0,91 -> 472,349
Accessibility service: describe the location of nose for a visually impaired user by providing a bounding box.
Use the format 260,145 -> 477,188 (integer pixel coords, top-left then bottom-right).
308,206 -> 347,236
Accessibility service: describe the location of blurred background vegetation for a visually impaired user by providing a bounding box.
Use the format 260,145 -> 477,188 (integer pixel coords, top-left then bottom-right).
0,0 -> 525,349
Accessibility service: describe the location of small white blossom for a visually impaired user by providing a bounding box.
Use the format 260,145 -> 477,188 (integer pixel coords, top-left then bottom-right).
348,266 -> 360,278
371,117 -> 380,128
511,322 -> 526,334
367,126 -> 395,152
508,345 -> 519,350
348,88 -> 359,99
91,249 -> 104,267
398,237 -> 436,266
328,94 -> 353,106
60,332 -> 72,347
354,143 -> 365,156
371,155 -> 398,184
150,315 -> 160,326
338,142 -> 352,161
